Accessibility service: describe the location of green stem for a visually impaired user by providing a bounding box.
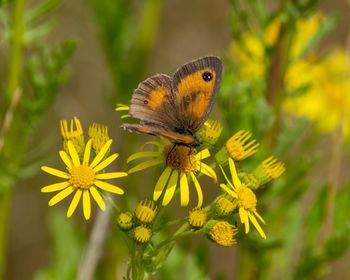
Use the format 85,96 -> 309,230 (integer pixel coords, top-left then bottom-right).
0,191 -> 11,279
0,0 -> 26,278
154,223 -> 191,252
6,0 -> 26,100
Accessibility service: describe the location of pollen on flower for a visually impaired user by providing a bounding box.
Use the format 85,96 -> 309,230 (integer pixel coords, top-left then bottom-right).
163,144 -> 197,173
237,185 -> 257,211
215,195 -> 236,217
134,225 -> 152,244
209,221 -> 238,246
135,199 -> 157,224
188,207 -> 207,229
117,212 -> 133,231
69,165 -> 95,189
225,130 -> 259,161
89,123 -> 110,154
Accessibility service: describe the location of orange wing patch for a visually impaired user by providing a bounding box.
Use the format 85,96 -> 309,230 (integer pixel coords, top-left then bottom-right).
176,68 -> 216,120
147,86 -> 170,110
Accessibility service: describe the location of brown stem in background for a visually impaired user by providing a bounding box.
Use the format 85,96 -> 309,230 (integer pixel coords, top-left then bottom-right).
319,118 -> 343,245
265,23 -> 290,149
76,131 -> 125,280
0,88 -> 22,153
76,203 -> 113,280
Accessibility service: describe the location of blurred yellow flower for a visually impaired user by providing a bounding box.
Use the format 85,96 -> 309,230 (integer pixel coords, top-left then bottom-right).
127,141 -> 217,207
41,139 -> 127,220
229,13 -> 322,82
285,49 -> 350,138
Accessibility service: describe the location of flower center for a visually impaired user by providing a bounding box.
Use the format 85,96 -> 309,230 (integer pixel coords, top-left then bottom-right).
237,185 -> 257,211
69,165 -> 95,189
164,145 -> 197,173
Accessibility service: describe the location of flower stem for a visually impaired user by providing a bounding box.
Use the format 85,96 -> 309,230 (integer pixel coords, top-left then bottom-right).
0,0 -> 26,278
6,0 -> 26,100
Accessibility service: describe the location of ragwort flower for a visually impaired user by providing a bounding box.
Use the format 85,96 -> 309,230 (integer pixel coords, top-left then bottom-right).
127,141 -> 217,207
41,139 -> 127,220
220,158 -> 266,239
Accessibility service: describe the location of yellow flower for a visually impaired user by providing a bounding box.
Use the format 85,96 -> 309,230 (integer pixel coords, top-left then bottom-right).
117,212 -> 133,231
60,117 -> 85,157
115,104 -> 130,119
255,156 -> 285,181
134,225 -> 152,244
216,130 -> 259,165
88,123 -> 110,154
198,119 -> 223,145
41,139 -> 127,220
127,141 -> 217,207
188,207 -> 207,229
285,49 -> 350,138
214,195 -> 235,217
208,220 -> 238,246
135,199 -> 157,224
230,13 -> 322,83
220,158 -> 266,239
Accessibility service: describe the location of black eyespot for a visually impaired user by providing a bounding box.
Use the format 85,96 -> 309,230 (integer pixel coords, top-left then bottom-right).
202,71 -> 213,82
143,100 -> 148,104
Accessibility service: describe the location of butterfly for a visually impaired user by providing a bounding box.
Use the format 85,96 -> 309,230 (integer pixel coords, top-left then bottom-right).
121,56 -> 223,147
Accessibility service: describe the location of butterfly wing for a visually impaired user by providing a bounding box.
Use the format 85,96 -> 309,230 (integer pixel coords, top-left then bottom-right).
122,124 -> 198,146
127,74 -> 181,129
171,56 -> 223,132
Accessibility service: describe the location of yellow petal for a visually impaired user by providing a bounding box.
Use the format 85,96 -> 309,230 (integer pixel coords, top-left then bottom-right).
90,139 -> 112,168
153,167 -> 172,200
239,208 -> 249,233
195,149 -> 210,160
68,141 -> 80,166
48,186 -> 74,206
41,166 -> 70,179
228,158 -> 242,188
59,151 -> 72,169
197,162 -> 217,181
94,180 -> 124,195
67,189 -> 82,218
121,114 -> 130,119
179,173 -> 189,207
83,139 -> 92,165
254,211 -> 266,224
127,151 -> 161,163
219,164 -> 235,190
128,158 -> 163,174
162,170 -> 179,206
89,186 -> 106,210
95,172 -> 128,179
248,212 -> 266,239
83,190 -> 91,220
93,153 -> 119,172
41,181 -> 70,193
219,184 -> 237,198
115,105 -> 129,111
191,173 -> 203,207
